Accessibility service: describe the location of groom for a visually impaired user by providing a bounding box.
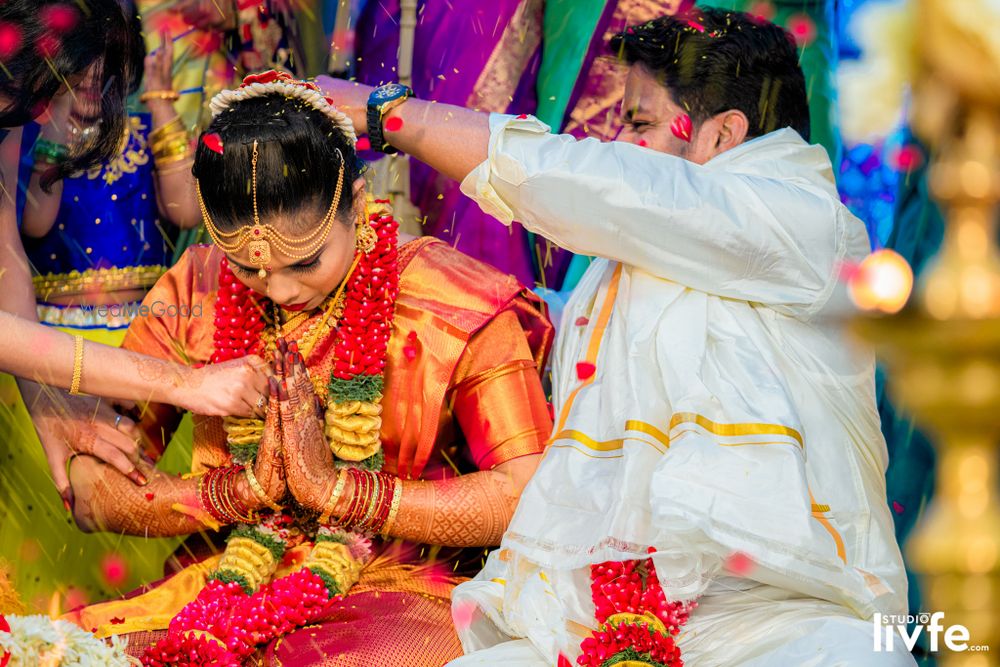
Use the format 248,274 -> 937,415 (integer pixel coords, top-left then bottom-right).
321,7 -> 915,666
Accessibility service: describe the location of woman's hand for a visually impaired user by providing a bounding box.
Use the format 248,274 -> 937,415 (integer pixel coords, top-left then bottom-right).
30,391 -> 148,511
276,342 -> 336,513
174,357 -> 269,417
143,31 -> 175,103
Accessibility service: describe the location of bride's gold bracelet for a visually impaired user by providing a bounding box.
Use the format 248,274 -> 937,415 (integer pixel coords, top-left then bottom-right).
244,464 -> 283,512
318,468 -> 348,524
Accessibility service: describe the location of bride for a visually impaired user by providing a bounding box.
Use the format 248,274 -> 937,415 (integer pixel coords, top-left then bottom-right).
65,71 -> 554,666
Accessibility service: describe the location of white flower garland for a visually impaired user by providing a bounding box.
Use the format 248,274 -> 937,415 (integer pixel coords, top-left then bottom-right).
0,615 -> 138,666
209,80 -> 358,145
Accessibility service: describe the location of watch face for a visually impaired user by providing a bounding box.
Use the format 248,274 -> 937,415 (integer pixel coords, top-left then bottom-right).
374,83 -> 408,103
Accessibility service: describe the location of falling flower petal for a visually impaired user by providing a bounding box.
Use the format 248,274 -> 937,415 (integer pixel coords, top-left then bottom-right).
453,600 -> 476,631
892,501 -> 905,514
576,362 -> 596,380
403,345 -> 417,361
384,116 -> 404,132
747,1 -> 776,22
670,113 -> 692,142
35,34 -> 61,59
355,136 -> 371,151
0,22 -> 22,60
890,144 -> 924,172
638,139 -> 648,147
786,13 -> 817,46
100,553 -> 129,588
109,616 -> 126,625
517,114 -> 528,119
41,5 -> 79,34
575,316 -> 590,326
724,551 -> 755,576
202,133 -> 224,155
144,492 -> 155,501
558,654 -> 573,667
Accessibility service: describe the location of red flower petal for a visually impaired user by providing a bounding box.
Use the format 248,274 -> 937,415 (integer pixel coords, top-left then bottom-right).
145,492 -> 155,501
109,616 -> 126,625
516,114 -> 528,120
892,500 -> 905,514
453,600 -> 476,631
670,113 -> 692,142
403,345 -> 417,361
891,144 -> 924,172
0,614 -> 8,667
41,5 -> 79,34
747,1 -> 776,22
786,13 -> 816,46
202,133 -> 224,155
384,116 -> 404,132
576,361 -> 596,380
0,22 -> 22,60
724,551 -> 755,576
558,654 -> 573,667
100,552 -> 129,587
355,136 -> 371,151
638,139 -> 648,147
36,33 -> 61,59
574,316 -> 590,326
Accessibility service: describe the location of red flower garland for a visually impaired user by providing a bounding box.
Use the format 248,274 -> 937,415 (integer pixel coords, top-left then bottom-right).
142,210 -> 400,666
143,570 -> 338,666
577,552 -> 694,667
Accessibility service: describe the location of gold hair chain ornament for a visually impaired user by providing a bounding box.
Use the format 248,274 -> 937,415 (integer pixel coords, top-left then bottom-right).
196,140 -> 346,279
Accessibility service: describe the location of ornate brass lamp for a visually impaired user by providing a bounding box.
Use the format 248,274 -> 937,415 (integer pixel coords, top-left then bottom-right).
852,1 -> 1000,664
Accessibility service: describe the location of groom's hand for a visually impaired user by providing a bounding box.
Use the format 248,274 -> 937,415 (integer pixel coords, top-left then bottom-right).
315,77 -> 372,136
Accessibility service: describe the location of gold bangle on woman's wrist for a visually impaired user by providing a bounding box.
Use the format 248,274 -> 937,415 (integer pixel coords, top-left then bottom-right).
318,468 -> 348,524
69,335 -> 84,395
244,464 -> 283,511
140,90 -> 180,103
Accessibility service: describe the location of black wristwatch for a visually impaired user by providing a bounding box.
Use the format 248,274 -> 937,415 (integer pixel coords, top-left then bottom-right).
367,83 -> 413,155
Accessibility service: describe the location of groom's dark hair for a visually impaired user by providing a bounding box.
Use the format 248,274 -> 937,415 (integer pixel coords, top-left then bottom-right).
610,7 -> 810,141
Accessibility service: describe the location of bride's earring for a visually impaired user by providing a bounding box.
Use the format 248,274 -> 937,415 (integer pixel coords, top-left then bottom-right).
355,210 -> 377,254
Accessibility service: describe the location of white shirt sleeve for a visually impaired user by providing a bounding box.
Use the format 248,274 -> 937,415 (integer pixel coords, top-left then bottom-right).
460,114 -> 846,316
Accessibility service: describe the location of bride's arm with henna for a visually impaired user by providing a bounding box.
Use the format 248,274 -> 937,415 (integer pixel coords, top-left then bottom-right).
383,457 -> 539,546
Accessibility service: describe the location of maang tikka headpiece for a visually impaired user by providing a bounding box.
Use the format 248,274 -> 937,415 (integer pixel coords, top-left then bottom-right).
196,71 -> 358,279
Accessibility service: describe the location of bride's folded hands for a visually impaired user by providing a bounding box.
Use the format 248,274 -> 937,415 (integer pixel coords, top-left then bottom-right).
273,341 -> 339,514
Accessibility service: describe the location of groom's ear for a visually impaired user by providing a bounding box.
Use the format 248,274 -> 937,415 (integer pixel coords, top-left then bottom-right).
713,110 -> 749,152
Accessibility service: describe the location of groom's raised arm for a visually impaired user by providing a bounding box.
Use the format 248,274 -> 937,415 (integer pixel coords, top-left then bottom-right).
318,78 -> 844,313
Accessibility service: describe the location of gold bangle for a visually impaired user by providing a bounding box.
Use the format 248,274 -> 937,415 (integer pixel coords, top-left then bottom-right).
244,464 -> 283,511
150,116 -> 184,140
140,90 -> 180,103
154,150 -> 192,166
150,129 -> 189,148
382,477 -> 403,536
318,469 -> 348,524
69,335 -> 84,395
151,140 -> 190,157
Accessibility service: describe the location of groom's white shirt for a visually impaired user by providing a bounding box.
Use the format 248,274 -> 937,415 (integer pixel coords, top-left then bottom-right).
450,114 -> 910,665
